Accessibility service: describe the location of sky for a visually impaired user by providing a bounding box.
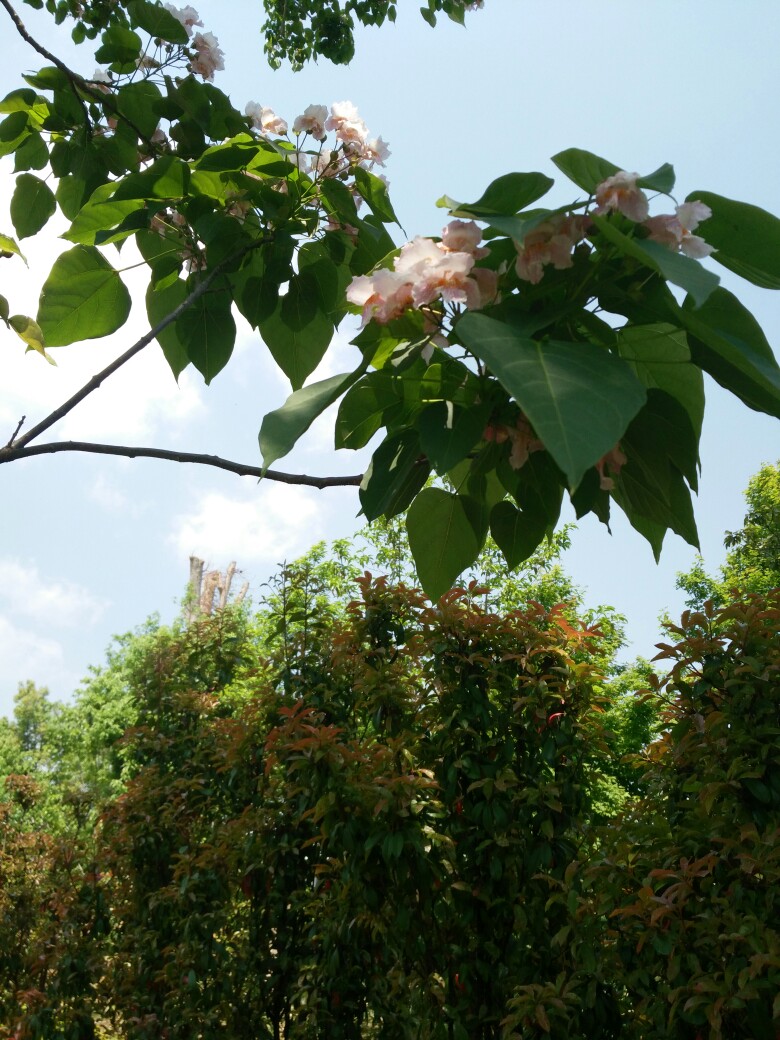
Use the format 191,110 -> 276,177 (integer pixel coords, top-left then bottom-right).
1,0 -> 779,718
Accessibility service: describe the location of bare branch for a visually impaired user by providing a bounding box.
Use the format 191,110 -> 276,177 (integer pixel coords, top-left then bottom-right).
0,439 -> 364,489
5,415 -> 25,448
12,242 -> 268,451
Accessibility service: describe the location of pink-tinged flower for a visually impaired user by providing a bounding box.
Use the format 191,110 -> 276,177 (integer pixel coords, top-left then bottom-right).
190,31 -> 224,80
594,171 -> 649,222
151,126 -> 168,145
514,214 -> 590,284
325,100 -> 361,131
245,102 -> 288,135
292,104 -> 328,141
164,3 -> 202,36
325,101 -> 368,151
395,237 -> 450,279
470,266 -> 499,307
644,201 -> 714,259
346,269 -> 414,325
361,135 -> 391,167
595,445 -> 627,491
507,416 -> 545,470
412,252 -> 481,310
441,219 -> 489,258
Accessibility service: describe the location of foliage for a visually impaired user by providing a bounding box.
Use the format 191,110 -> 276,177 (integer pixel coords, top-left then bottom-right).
1,2 -> 779,602
677,459 -> 780,609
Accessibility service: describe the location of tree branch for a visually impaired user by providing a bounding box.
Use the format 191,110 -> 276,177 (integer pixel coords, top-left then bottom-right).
0,439 -> 364,488
11,243 -> 267,451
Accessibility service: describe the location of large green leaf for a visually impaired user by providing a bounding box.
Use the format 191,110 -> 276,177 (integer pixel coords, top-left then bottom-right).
456,313 -> 646,489
625,389 -> 700,491
407,488 -> 482,600
616,323 -> 705,438
335,371 -> 402,449
681,288 -> 780,418
551,148 -> 620,193
94,26 -> 143,68
259,279 -> 334,390
686,190 -> 780,289
63,181 -> 145,244
177,288 -> 235,383
146,278 -> 189,379
360,430 -> 430,521
126,0 -> 189,42
591,215 -> 719,307
0,232 -> 26,263
111,156 -> 190,201
489,499 -> 548,569
37,245 -> 131,346
354,166 -> 399,224
259,366 -> 366,471
437,172 -> 553,218
115,80 -> 164,140
417,400 -> 490,474
10,173 -> 55,239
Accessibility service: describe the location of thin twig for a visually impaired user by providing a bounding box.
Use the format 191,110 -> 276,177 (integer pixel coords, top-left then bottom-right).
0,440 -> 364,489
5,415 -> 25,448
12,241 -> 268,450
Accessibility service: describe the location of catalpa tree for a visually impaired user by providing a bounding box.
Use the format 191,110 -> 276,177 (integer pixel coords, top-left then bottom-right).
1,0 -> 780,599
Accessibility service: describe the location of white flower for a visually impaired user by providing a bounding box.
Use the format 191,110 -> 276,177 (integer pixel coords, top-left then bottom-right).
91,67 -> 111,84
190,31 -> 224,80
164,3 -> 203,37
292,104 -> 328,141
361,136 -> 391,167
644,201 -> 714,259
245,102 -> 288,135
325,101 -> 368,152
594,171 -> 649,222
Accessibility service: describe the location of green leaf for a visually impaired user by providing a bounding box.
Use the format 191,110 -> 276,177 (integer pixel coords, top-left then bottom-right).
9,314 -> 55,363
637,163 -> 675,194
37,245 -> 131,346
407,488 -> 481,600
0,294 -> 8,324
259,284 -> 333,390
353,166 -> 399,224
126,0 -> 189,42
177,287 -> 235,383
627,389 -> 700,491
0,232 -> 27,263
616,323 -> 705,438
297,239 -> 349,315
686,190 -> 780,289
681,288 -> 780,418
321,177 -> 359,224
335,371 -> 401,449
146,277 -> 189,379
94,25 -> 143,68
489,500 -> 548,569
111,156 -> 190,201
63,182 -> 146,245
417,400 -> 489,474
259,365 -> 366,471
13,131 -> 48,172
456,313 -> 646,489
10,174 -> 56,239
115,80 -> 164,140
437,172 -> 554,218
360,430 -> 430,521
591,215 -> 720,307
551,148 -> 620,193
350,215 -> 397,276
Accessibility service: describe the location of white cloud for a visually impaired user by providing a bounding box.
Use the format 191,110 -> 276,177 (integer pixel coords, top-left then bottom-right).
168,482 -> 327,568
87,473 -> 139,515
0,617 -> 69,715
0,558 -> 108,628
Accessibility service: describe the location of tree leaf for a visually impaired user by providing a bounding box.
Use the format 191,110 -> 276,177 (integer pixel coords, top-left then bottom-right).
437,172 -> 554,217
259,282 -> 333,390
115,80 -> 164,140
360,430 -> 430,521
353,166 -> 399,224
456,313 -> 646,489
591,215 -> 720,307
259,365 -> 366,471
37,245 -> 131,346
335,371 -> 402,449
616,323 -> 705,438
63,181 -> 145,244
638,162 -> 675,194
177,287 -> 235,384
9,313 -> 55,364
10,173 -> 56,239
551,148 -> 620,193
0,232 -> 27,263
146,277 -> 189,380
686,190 -> 780,289
111,156 -> 190,201
490,500 -> 548,569
682,287 -> 780,418
417,400 -> 490,474
407,487 -> 482,600
126,0 -> 189,43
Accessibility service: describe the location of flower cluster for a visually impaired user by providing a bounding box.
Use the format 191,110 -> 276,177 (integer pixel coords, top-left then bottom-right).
514,214 -> 591,285
346,220 -> 497,327
162,4 -> 224,80
244,100 -> 390,171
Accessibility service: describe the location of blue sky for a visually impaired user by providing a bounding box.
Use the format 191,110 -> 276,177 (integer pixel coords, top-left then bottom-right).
1,0 -> 779,717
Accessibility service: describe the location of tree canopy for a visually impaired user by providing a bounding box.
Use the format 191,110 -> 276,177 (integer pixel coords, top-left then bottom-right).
1,0 -> 779,603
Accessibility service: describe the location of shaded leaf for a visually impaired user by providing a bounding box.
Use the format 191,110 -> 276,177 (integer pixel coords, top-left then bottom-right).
10,173 -> 55,239
37,245 -> 131,346
360,430 -> 430,521
686,190 -> 780,289
407,487 -> 482,600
